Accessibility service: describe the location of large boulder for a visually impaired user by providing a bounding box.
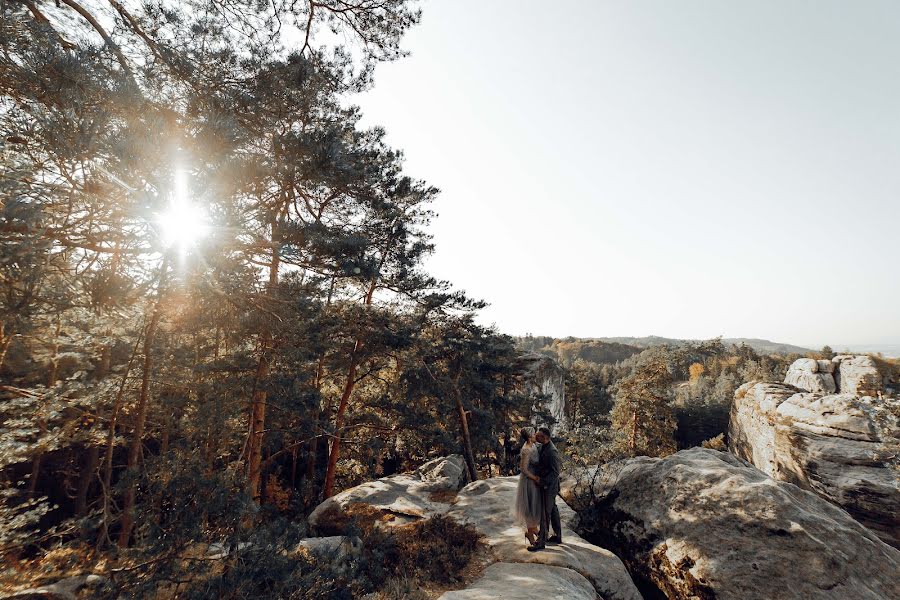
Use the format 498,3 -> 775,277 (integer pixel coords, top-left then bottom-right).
308,455 -> 467,530
784,358 -> 836,393
570,448 -> 900,600
833,354 -> 882,395
783,354 -> 884,397
445,477 -> 641,600
730,381 -> 900,547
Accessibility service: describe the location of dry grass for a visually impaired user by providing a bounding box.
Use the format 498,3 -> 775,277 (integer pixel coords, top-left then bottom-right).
428,489 -> 459,504
313,502 -> 390,536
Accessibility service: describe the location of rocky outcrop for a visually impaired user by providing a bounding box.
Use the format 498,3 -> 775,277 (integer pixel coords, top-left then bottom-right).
783,354 -> 884,396
444,477 -> 641,600
517,353 -> 568,431
730,379 -> 900,547
308,456 -> 641,600
570,448 -> 900,600
783,357 -> 836,393
308,455 -> 467,529
833,354 -> 883,395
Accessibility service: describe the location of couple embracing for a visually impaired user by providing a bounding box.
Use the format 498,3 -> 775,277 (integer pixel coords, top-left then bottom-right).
513,426 -> 562,551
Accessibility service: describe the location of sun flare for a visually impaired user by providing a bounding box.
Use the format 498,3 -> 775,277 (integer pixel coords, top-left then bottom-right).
156,169 -> 209,252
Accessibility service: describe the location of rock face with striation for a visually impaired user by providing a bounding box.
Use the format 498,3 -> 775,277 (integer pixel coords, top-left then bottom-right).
569,448 -> 900,600
730,355 -> 900,547
516,352 -> 569,431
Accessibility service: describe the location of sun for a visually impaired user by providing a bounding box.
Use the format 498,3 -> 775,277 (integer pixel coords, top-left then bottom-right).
156,169 -> 210,253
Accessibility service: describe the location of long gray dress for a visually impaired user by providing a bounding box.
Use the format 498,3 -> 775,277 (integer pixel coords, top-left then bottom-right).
513,442 -> 542,529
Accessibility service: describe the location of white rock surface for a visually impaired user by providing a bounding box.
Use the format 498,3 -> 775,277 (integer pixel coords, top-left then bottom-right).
308,455 -> 467,529
438,562 -> 597,600
834,354 -> 882,395
572,448 -> 900,600
446,477 -> 641,600
784,358 -> 836,393
730,381 -> 900,547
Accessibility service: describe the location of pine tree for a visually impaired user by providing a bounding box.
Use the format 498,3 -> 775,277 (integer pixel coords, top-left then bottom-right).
610,355 -> 677,457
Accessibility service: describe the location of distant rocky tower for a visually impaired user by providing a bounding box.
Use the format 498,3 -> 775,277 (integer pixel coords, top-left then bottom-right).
730,354 -> 900,548
516,352 -> 568,432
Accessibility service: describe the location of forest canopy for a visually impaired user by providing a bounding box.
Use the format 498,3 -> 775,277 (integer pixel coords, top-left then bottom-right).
0,2 -> 542,595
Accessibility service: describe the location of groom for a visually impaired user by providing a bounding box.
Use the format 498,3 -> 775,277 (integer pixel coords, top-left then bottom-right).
528,426 -> 562,551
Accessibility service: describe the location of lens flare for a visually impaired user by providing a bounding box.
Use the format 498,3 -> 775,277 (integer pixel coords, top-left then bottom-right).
156,169 -> 209,253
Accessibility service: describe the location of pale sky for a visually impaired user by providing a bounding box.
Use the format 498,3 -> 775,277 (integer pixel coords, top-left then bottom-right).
356,1 -> 900,348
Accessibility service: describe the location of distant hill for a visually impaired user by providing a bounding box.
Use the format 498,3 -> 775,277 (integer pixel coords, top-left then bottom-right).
595,336 -> 812,356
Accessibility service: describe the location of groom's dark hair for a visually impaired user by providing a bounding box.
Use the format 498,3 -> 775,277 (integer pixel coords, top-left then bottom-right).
537,426 -> 552,437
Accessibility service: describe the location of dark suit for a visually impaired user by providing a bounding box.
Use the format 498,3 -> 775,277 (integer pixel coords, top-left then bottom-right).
535,440 -> 562,545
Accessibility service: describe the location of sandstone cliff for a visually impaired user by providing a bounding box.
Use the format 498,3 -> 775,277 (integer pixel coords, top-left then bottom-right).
729,355 -> 900,547
569,448 -> 900,600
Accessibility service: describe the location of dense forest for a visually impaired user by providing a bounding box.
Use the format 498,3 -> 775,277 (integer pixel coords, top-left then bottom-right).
0,1 -> 546,596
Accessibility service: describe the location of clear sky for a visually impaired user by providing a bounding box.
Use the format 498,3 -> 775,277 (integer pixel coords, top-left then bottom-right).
356,0 -> 900,348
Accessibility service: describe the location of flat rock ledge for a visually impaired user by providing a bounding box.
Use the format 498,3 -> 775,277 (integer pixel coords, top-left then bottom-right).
438,562 -> 597,600
440,477 -> 641,600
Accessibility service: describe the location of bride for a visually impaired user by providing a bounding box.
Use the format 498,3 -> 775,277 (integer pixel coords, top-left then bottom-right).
513,427 -> 542,545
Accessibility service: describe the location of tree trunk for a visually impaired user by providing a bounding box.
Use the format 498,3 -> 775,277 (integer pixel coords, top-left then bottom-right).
455,386 -> 478,482
305,276 -> 334,489
630,410 -> 638,454
75,445 -> 100,516
322,275 -> 377,499
322,348 -> 360,498
26,431 -> 43,496
246,212 -> 281,501
0,321 -> 13,372
118,258 -> 168,547
96,326 -> 144,548
46,313 -> 61,387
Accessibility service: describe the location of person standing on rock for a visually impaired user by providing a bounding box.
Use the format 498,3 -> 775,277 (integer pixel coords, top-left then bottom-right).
512,427 -> 543,545
529,426 -> 562,551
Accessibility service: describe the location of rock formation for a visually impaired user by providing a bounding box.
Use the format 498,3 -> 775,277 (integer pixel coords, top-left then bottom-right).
730,355 -> 899,547
308,454 -> 468,529
516,352 -> 568,431
569,448 -> 900,600
441,477 -> 641,600
307,456 -> 641,600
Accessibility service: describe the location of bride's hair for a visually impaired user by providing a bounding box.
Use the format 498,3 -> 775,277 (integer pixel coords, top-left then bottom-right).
518,427 -> 535,443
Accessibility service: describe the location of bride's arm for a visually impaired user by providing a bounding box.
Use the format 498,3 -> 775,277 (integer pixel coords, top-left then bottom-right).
521,451 -> 540,482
